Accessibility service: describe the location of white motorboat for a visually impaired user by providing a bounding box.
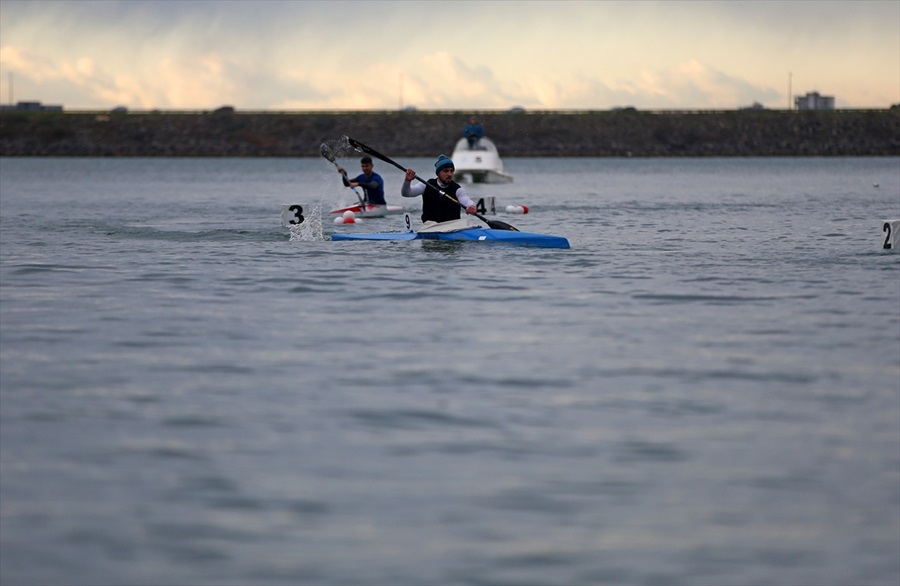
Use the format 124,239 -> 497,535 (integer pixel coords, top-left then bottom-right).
450,137 -> 513,184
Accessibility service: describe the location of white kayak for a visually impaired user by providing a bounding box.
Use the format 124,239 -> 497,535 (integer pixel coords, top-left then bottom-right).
329,203 -> 407,218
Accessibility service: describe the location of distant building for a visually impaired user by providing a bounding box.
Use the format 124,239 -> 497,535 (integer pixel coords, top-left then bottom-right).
794,92 -> 834,110
0,101 -> 63,112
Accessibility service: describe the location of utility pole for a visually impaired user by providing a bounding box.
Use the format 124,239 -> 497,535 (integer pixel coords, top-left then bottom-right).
788,72 -> 792,110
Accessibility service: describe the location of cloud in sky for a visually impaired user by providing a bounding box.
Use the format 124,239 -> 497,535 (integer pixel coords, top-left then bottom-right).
0,0 -> 897,111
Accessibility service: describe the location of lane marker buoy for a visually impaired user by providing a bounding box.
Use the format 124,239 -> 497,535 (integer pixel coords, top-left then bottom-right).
334,210 -> 361,224
504,205 -> 529,214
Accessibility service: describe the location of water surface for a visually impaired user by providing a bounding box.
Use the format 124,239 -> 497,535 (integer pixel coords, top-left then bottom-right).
1,156 -> 899,586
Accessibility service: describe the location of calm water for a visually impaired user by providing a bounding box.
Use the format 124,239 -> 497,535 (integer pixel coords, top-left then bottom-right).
1,155 -> 898,586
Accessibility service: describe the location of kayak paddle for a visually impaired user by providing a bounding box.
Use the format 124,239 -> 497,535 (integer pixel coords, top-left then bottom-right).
346,137 -> 519,231
320,143 -> 367,211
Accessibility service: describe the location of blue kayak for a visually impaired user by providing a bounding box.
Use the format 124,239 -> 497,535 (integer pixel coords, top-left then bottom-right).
332,227 -> 570,249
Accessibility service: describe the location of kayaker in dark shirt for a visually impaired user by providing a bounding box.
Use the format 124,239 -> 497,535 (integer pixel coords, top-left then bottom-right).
401,154 -> 477,223
337,156 -> 386,206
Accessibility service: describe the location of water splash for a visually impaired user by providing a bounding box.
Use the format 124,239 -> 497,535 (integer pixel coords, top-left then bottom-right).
320,135 -> 358,159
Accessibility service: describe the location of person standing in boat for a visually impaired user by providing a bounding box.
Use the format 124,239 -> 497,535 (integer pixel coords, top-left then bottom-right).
336,156 -> 387,206
401,154 -> 477,224
463,116 -> 484,149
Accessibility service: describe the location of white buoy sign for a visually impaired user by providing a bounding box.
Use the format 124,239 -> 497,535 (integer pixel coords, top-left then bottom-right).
883,219 -> 900,250
281,204 -> 306,226
474,197 -> 496,214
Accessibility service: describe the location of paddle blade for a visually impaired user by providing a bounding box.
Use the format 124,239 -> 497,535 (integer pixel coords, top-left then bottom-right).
485,218 -> 519,231
319,143 -> 336,162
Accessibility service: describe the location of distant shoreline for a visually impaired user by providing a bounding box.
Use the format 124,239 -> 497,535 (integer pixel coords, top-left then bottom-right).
1,109 -> 898,157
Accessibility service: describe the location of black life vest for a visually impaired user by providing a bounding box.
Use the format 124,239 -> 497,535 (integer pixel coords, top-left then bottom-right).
421,179 -> 463,223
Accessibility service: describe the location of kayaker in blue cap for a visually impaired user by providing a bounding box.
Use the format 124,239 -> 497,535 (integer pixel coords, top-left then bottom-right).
401,154 -> 478,223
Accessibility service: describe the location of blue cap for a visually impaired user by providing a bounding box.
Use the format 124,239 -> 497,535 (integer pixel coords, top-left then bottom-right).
434,154 -> 454,173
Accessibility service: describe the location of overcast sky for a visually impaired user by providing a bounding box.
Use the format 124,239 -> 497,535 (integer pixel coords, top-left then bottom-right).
1,0 -> 897,111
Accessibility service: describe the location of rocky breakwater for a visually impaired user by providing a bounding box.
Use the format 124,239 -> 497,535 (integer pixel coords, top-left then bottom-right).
1,108 -> 898,157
